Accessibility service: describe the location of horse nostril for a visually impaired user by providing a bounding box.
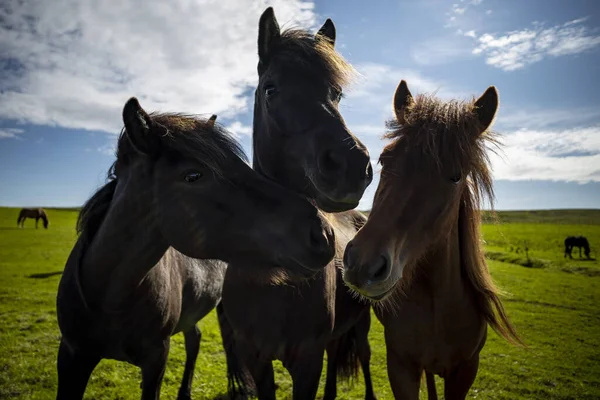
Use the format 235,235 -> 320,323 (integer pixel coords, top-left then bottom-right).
371,256 -> 389,281
343,242 -> 354,269
319,149 -> 345,173
310,222 -> 325,248
360,162 -> 373,180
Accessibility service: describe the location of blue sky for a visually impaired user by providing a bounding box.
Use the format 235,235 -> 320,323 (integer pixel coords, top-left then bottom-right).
1,0 -> 599,210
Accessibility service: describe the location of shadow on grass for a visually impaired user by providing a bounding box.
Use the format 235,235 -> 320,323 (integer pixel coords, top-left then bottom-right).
28,271 -> 63,279
565,257 -> 597,262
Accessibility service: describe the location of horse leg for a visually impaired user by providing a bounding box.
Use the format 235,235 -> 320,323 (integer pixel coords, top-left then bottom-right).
56,339 -> 100,400
356,312 -> 377,400
287,351 -> 324,400
386,346 -> 421,400
177,325 -> 201,400
323,341 -> 339,400
443,354 -> 480,400
140,339 -> 170,400
245,357 -> 276,400
36,217 -> 39,229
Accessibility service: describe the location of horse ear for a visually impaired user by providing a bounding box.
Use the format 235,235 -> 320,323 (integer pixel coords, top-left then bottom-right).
208,114 -> 217,128
258,7 -> 281,65
474,86 -> 499,134
393,80 -> 414,125
316,18 -> 336,47
122,97 -> 159,155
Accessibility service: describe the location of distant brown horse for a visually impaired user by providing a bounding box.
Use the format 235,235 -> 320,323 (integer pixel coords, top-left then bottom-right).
56,98 -> 335,400
219,7 -> 376,400
343,80 -> 523,399
17,208 -> 49,229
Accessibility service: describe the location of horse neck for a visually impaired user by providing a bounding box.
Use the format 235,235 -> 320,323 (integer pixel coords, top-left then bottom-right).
79,174 -> 169,310
414,214 -> 465,298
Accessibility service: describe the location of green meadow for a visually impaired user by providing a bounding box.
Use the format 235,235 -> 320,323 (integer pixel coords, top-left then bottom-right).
0,207 -> 598,399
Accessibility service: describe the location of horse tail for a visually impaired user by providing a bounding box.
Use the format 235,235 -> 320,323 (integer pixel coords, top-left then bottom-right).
330,324 -> 361,383
216,302 -> 255,398
425,371 -> 438,400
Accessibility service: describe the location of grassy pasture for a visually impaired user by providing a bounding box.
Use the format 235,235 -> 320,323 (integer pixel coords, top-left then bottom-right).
0,207 -> 598,399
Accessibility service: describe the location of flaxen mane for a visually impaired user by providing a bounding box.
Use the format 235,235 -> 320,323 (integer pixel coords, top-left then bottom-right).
77,114 -> 247,241
384,93 -> 522,345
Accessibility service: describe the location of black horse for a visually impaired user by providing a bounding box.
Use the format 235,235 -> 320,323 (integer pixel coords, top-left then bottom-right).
564,236 -> 591,259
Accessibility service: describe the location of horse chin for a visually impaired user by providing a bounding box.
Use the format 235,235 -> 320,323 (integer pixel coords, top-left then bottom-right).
275,257 -> 322,282
313,193 -> 360,213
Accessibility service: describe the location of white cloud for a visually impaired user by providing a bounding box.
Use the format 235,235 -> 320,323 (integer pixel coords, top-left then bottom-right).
464,30 -> 477,38
497,106 -> 600,131
0,0 -> 318,134
486,9 -> 493,15
0,128 -> 25,139
226,121 -> 253,138
97,140 -> 117,156
445,0 -> 483,27
452,4 -> 467,15
472,18 -> 600,71
491,126 -> 600,182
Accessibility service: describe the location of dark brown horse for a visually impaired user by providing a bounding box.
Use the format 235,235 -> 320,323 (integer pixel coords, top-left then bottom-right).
219,8 -> 375,400
56,98 -> 336,400
564,236 -> 591,259
17,207 -> 49,229
343,80 -> 522,399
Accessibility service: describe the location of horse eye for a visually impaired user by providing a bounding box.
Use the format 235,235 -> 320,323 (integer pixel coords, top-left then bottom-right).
264,85 -> 277,98
450,174 -> 462,184
330,87 -> 343,102
184,171 -> 203,183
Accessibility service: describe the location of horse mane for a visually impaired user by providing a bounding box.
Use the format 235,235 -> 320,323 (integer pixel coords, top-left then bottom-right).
76,113 -> 248,240
384,93 -> 500,174
385,92 -> 522,345
458,182 -> 523,346
269,28 -> 357,90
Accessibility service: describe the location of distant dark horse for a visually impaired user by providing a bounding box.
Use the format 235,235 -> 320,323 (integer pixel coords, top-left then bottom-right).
564,236 -> 591,259
17,208 -> 49,229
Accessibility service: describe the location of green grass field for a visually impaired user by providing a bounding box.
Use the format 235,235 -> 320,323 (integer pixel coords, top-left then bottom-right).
1,207 -> 599,399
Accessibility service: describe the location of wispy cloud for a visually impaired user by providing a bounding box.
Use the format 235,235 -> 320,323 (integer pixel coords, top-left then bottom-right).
497,106 -> 600,131
347,63 -> 467,107
411,36 -> 475,65
0,128 -> 24,139
226,121 -> 253,138
491,126 -> 600,182
0,0 -> 317,134
472,18 -> 600,71
445,0 -> 485,28
97,142 -> 117,156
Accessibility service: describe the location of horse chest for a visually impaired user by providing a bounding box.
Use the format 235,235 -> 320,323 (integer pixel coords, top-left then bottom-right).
377,293 -> 485,373
222,272 -> 334,359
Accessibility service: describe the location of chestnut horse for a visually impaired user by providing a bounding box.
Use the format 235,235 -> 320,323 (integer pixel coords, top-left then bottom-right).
56,98 -> 335,399
17,207 -> 49,229
219,7 -> 376,400
344,80 -> 522,399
